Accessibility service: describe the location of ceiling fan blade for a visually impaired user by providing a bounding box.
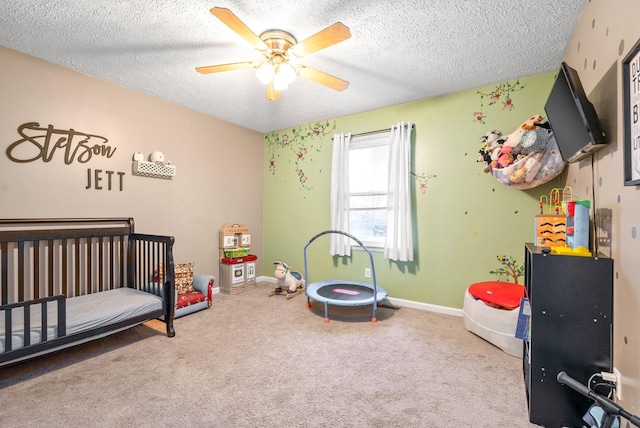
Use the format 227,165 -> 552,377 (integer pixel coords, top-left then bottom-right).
195,61 -> 258,74
291,22 -> 351,57
266,80 -> 281,102
297,66 -> 349,91
210,7 -> 269,51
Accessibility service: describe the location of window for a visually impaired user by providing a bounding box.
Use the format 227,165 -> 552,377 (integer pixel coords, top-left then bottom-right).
348,133 -> 390,248
331,123 -> 413,260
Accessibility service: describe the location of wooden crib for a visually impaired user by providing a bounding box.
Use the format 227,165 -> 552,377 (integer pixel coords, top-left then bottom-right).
0,218 -> 176,367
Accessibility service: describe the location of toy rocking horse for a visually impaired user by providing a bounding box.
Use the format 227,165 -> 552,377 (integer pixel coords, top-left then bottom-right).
269,261 -> 305,299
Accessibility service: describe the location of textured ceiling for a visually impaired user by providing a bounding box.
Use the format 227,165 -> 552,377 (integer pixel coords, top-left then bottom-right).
0,0 -> 585,133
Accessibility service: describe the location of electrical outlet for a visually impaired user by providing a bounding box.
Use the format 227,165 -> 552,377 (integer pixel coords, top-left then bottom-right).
601,371 -> 617,382
364,268 -> 371,278
614,367 -> 622,401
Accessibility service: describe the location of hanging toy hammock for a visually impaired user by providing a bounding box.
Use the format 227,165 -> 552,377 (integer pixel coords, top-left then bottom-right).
476,114 -> 566,190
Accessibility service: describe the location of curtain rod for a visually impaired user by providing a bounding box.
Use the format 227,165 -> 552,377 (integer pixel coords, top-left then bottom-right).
352,123 -> 414,138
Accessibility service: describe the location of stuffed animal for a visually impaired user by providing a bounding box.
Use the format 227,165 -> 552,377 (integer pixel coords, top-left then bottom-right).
273,261 -> 305,293
502,114 -> 544,149
478,130 -> 504,173
477,116 -> 544,174
508,165 -> 527,183
495,145 -> 515,168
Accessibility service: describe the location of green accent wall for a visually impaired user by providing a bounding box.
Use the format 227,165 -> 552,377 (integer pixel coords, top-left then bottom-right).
263,71 -> 561,309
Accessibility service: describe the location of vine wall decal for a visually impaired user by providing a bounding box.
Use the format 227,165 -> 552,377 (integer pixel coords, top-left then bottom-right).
266,120 -> 436,195
411,171 -> 437,195
265,120 -> 336,190
473,79 -> 527,124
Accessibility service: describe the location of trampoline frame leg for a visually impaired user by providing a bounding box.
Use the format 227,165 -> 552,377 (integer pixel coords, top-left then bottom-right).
305,291 -> 383,324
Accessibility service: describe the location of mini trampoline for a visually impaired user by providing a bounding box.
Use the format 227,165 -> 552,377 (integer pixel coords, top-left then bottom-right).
303,230 -> 388,323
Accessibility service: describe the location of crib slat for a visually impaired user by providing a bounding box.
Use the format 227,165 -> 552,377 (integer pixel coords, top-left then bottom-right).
18,241 -> 25,302
150,241 -> 154,288
74,237 -> 80,297
33,240 -> 40,300
87,237 -> 93,293
23,304 -> 31,347
99,236 -> 104,291
47,239 -> 54,297
146,241 -> 151,291
141,240 -> 146,287
115,237 -> 120,286
152,242 -> 157,290
4,309 -> 12,352
114,237 -> 118,288
109,236 -> 114,290
42,299 -> 48,342
119,237 -> 125,286
57,297 -> 66,337
1,242 -> 7,305
61,238 -> 68,297
153,242 -> 158,293
136,241 -> 142,288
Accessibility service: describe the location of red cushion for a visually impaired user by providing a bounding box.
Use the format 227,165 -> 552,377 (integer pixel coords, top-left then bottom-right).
468,281 -> 524,309
176,291 -> 207,309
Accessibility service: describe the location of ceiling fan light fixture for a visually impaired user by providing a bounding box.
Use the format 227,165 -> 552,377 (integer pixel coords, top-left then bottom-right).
199,8 -> 351,101
256,62 -> 275,84
274,62 -> 296,86
273,77 -> 288,91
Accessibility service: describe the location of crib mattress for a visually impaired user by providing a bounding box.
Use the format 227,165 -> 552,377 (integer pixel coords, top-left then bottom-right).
0,287 -> 163,353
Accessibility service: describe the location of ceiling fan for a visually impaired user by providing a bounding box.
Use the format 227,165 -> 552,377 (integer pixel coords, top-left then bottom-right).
196,7 -> 351,101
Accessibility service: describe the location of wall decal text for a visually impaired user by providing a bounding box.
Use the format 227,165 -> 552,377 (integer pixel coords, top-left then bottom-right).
6,122 -> 116,165
6,122 -> 125,191
86,169 -> 125,191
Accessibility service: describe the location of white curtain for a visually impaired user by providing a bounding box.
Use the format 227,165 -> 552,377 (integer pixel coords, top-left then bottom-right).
384,122 -> 414,262
330,132 -> 352,256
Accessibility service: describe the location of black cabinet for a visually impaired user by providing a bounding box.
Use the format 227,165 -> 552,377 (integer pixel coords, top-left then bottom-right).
523,243 -> 613,427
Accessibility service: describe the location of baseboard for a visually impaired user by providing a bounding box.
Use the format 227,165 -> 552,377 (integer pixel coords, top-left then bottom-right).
213,276 -> 273,294
252,276 -> 463,317
387,297 -> 463,317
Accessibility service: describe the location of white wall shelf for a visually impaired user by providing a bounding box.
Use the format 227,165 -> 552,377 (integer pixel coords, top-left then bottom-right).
132,160 -> 176,179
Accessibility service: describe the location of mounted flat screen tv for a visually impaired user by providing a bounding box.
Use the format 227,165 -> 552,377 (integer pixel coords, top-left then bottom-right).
544,62 -> 607,163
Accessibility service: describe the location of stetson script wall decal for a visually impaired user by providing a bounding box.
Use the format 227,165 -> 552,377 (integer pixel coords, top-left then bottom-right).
6,122 -> 125,191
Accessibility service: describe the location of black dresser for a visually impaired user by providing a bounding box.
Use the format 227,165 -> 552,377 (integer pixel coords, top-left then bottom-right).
523,243 -> 613,427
